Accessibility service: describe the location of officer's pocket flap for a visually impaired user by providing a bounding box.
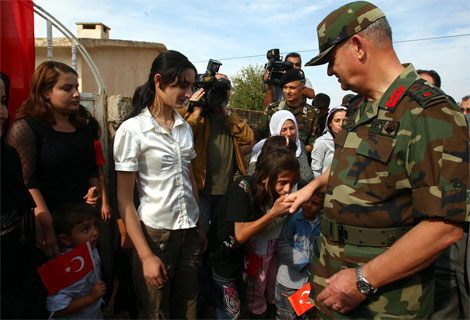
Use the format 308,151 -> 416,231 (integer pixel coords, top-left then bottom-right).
356,134 -> 395,163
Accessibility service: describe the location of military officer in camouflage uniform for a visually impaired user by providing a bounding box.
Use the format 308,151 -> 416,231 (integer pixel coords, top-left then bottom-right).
256,68 -> 320,153
286,1 -> 470,319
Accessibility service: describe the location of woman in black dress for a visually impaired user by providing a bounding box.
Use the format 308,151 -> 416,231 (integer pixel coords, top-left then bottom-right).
7,61 -> 100,258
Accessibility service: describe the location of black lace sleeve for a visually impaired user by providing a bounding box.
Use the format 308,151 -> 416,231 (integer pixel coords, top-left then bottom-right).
6,119 -> 38,189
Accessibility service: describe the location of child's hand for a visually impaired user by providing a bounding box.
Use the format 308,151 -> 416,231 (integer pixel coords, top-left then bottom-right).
101,202 -> 113,222
90,280 -> 107,301
83,186 -> 101,208
271,195 -> 292,219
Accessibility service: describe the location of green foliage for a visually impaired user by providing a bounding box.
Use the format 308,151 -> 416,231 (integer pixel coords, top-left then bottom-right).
229,64 -> 265,111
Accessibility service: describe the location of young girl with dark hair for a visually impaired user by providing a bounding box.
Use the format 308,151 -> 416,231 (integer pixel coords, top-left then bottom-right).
7,61 -> 100,259
211,142 -> 299,319
114,50 -> 207,319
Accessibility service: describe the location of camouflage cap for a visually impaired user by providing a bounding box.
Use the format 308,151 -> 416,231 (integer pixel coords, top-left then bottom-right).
305,1 -> 385,66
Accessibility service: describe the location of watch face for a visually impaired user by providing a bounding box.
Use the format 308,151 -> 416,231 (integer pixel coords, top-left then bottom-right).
357,280 -> 372,295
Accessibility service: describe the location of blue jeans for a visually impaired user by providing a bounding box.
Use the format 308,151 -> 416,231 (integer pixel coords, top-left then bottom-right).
275,282 -> 309,320
199,194 -> 223,233
212,272 -> 241,320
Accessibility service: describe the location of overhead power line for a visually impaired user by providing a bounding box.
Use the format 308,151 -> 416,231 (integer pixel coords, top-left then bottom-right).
193,33 -> 470,63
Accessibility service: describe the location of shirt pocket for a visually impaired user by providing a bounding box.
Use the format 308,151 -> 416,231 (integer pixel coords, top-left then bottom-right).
356,133 -> 395,164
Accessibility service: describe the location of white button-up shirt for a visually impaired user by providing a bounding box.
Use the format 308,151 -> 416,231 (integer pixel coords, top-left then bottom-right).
114,108 -> 199,230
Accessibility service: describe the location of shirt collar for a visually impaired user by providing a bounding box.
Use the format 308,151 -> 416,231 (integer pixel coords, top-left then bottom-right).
352,64 -> 419,128
377,63 -> 420,111
139,107 -> 186,133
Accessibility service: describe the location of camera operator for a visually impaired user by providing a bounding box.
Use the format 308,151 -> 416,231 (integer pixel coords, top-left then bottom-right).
183,73 -> 254,233
256,68 -> 320,153
263,52 -> 315,109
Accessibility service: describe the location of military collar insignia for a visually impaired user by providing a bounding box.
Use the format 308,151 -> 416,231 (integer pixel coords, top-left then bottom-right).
351,96 -> 363,109
378,64 -> 420,113
385,85 -> 405,111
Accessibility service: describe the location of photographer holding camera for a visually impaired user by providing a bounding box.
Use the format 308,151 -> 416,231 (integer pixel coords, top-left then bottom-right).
263,51 -> 315,109
183,62 -> 254,234
256,68 -> 320,153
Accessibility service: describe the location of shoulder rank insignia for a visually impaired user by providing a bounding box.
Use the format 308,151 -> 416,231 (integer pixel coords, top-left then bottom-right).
406,79 -> 446,108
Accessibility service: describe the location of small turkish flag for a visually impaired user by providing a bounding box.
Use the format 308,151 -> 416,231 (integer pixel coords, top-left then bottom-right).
38,242 -> 96,295
243,253 -> 262,278
288,282 -> 315,316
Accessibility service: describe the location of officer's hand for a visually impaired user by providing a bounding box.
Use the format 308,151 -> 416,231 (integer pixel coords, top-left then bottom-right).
317,268 -> 366,314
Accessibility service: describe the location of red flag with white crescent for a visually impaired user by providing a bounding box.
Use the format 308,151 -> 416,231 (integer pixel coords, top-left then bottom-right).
38,242 -> 96,295
288,282 -> 315,316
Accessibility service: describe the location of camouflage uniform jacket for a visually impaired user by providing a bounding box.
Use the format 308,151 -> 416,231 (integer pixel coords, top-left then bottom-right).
311,64 -> 470,319
256,100 -> 320,146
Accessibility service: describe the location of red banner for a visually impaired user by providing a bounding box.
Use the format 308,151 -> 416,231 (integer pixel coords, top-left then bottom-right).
0,0 -> 35,126
288,282 -> 315,316
38,242 -> 96,295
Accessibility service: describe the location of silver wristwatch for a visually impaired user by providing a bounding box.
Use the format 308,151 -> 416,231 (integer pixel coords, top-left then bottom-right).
356,267 -> 377,295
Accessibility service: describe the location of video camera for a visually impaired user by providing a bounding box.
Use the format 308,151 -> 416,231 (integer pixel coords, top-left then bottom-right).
191,59 -> 231,111
264,49 -> 294,86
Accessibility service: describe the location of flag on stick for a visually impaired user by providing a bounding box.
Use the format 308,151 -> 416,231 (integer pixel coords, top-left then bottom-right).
38,242 -> 95,295
243,253 -> 262,278
288,282 -> 315,316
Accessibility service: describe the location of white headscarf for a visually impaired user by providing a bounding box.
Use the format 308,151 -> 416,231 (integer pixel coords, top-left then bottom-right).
250,110 -> 301,163
324,105 -> 348,136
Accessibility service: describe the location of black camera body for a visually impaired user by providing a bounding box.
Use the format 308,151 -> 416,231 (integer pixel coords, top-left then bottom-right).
191,59 -> 231,112
264,49 -> 293,86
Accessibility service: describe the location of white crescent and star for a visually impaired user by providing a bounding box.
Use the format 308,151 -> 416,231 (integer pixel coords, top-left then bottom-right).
70,256 -> 85,272
299,290 -> 311,305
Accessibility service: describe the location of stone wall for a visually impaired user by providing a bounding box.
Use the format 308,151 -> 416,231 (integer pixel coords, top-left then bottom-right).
106,95 -> 263,139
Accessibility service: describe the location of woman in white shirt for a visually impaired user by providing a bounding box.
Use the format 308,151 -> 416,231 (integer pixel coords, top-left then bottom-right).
114,50 -> 206,319
310,106 -> 347,178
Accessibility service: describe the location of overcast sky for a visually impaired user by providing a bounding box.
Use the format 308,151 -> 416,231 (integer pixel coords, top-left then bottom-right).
34,0 -> 470,106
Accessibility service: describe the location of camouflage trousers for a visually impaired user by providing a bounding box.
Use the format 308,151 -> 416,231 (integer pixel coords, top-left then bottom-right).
309,233 -> 434,319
